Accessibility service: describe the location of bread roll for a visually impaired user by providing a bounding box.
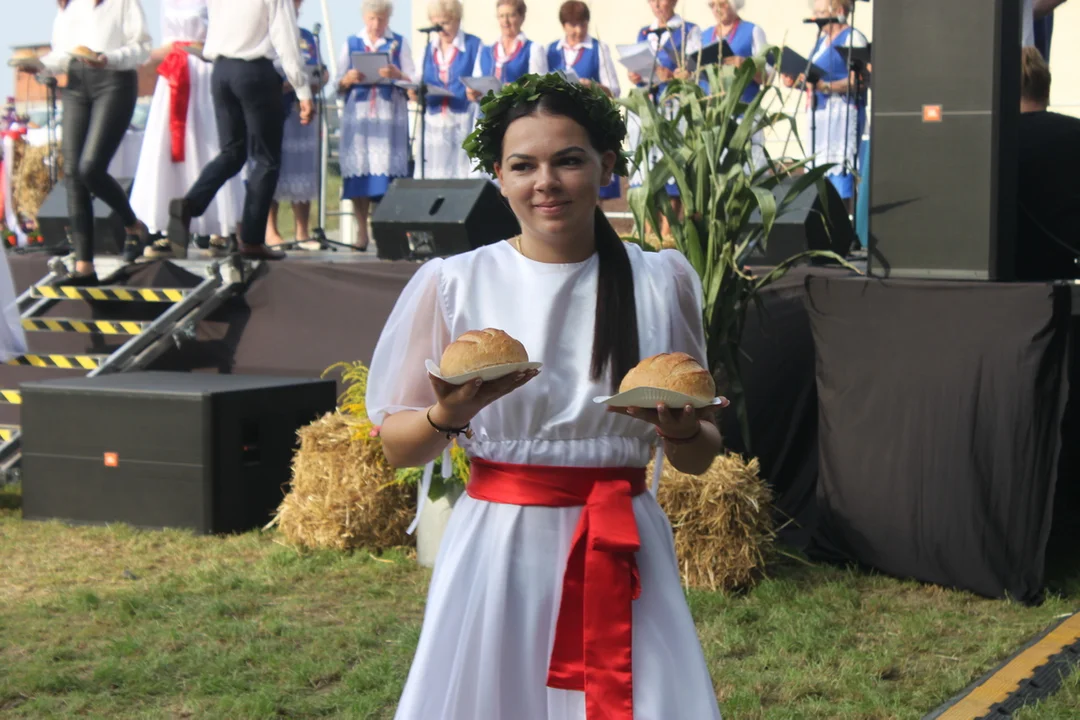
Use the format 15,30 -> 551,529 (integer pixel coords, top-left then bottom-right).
618,352 -> 715,402
440,329 -> 528,377
71,46 -> 98,58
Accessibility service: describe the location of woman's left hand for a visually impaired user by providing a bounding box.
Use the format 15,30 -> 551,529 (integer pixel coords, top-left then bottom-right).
654,66 -> 675,82
608,403 -> 716,441
672,67 -> 691,80
379,65 -> 403,81
82,53 -> 108,69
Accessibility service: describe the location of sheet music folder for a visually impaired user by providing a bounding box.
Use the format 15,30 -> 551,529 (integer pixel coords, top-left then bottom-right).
775,47 -> 828,85
687,40 -> 733,72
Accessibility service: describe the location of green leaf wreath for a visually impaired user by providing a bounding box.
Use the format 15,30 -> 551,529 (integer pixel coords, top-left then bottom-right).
462,72 -> 630,177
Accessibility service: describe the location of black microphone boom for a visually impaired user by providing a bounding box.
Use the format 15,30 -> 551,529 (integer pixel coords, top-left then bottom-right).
803,17 -> 842,26
418,23 -> 443,33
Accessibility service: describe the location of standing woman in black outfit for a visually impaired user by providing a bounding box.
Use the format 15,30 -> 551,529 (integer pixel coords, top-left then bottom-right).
38,0 -> 152,283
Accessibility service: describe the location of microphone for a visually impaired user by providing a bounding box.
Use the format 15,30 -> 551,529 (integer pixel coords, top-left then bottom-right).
418,23 -> 443,33
647,18 -> 683,35
803,17 -> 841,26
313,22 -> 322,34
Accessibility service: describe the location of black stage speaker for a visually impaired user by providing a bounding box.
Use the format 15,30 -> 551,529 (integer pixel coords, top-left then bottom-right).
746,178 -> 856,265
36,177 -> 134,256
867,0 -> 1020,279
372,179 -> 521,261
20,372 -> 336,534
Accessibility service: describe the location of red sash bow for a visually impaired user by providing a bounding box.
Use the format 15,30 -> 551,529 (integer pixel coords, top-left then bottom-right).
467,457 -> 647,720
157,45 -> 191,163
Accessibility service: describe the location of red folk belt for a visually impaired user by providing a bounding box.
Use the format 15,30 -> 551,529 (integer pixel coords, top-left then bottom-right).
156,45 -> 192,163
467,457 -> 648,720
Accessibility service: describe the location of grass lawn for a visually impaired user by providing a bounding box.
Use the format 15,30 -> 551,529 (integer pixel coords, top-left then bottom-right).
2,482 -> 1078,719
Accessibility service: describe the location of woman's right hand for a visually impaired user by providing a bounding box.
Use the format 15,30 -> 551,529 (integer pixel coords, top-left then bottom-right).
466,87 -> 483,102
407,89 -> 419,103
628,71 -> 644,86
342,69 -> 364,87
427,369 -> 540,429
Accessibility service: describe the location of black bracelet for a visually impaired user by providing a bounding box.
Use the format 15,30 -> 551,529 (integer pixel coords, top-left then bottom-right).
427,406 -> 473,440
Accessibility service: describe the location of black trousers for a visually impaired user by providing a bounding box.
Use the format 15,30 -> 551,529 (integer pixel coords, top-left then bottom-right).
62,63 -> 139,263
186,57 -> 285,247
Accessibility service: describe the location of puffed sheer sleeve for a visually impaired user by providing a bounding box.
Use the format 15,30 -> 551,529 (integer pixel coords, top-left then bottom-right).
660,249 -> 708,366
366,259 -> 452,425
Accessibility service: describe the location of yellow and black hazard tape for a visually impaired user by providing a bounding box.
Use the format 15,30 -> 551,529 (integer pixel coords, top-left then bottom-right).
0,390 -> 21,405
21,318 -> 149,335
30,285 -> 190,303
5,354 -> 107,369
0,425 -> 18,442
927,611 -> 1080,719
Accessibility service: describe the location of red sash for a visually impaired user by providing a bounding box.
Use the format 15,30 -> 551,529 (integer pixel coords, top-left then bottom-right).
467,457 -> 647,720
157,45 -> 191,163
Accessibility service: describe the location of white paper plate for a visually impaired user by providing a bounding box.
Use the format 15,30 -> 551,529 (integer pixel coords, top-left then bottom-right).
594,387 -> 729,410
426,359 -> 542,386
70,49 -> 100,61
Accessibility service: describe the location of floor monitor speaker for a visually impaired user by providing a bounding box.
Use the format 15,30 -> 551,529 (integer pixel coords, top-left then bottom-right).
372,179 -> 521,261
20,372 -> 336,534
746,177 -> 856,265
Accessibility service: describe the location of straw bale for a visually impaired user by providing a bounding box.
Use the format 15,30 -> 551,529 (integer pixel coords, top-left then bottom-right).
13,142 -> 59,222
652,453 -> 775,592
269,411 -> 412,552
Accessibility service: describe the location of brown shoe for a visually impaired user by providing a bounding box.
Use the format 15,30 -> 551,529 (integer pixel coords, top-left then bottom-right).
237,242 -> 286,261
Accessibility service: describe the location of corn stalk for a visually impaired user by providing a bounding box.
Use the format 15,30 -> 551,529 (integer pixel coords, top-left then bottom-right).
620,48 -> 853,451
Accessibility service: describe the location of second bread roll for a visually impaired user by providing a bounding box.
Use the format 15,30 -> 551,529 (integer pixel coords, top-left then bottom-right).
618,352 -> 716,402
440,328 -> 528,377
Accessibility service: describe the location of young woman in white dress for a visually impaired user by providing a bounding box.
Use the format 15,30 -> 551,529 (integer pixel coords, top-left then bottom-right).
336,0 -> 414,250
368,75 -> 724,720
410,0 -> 483,180
130,0 -> 243,258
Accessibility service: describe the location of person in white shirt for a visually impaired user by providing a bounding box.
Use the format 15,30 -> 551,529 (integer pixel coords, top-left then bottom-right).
32,0 -> 152,283
167,0 -> 314,261
129,0 -> 243,260
466,0 -> 547,103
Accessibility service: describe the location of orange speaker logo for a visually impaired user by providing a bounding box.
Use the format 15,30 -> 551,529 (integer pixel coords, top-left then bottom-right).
923,105 -> 943,122
103,452 -> 119,467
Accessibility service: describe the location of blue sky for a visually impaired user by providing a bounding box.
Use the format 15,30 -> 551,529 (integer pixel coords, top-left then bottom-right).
2,0 -> 412,102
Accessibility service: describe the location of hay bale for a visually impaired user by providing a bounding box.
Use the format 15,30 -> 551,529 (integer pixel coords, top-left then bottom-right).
13,142 -> 59,222
652,453 -> 775,592
269,411 -> 412,552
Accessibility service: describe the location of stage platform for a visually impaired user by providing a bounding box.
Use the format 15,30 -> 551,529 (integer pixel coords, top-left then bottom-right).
2,247 -> 1075,604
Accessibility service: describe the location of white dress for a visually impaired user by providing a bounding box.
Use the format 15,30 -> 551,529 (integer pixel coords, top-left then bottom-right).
129,0 -> 243,236
367,241 -> 723,720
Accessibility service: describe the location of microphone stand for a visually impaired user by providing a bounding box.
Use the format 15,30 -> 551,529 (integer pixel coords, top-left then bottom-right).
413,28 -> 441,180
39,74 -> 59,186
803,24 -> 825,172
